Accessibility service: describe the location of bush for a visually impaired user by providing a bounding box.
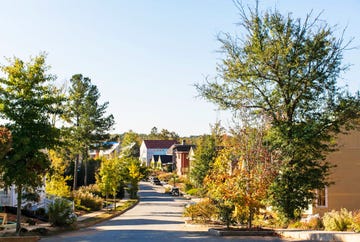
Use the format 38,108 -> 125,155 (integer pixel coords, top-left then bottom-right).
48,198 -> 76,227
186,188 -> 200,196
351,210 -> 360,232
73,188 -> 103,211
323,208 -> 353,231
183,198 -> 218,223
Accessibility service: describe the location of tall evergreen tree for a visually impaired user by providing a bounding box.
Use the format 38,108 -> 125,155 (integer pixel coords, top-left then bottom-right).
0,54 -> 62,233
189,122 -> 224,188
196,3 -> 360,220
64,74 -> 114,189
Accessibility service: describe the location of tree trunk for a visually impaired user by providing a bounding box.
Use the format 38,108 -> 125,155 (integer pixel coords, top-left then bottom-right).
16,184 -> 22,234
84,158 -> 88,186
73,155 -> 79,190
83,149 -> 88,186
248,207 -> 253,229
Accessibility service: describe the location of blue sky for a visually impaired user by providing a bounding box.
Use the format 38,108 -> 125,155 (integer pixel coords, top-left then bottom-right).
0,0 -> 359,136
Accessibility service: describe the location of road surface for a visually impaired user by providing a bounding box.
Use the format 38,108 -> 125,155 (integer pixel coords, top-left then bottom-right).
41,182 -> 304,242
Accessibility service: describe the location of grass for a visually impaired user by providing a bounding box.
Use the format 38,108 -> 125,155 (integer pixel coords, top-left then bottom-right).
77,199 -> 138,228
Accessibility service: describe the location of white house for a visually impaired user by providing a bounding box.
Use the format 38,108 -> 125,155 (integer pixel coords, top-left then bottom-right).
139,140 -> 177,166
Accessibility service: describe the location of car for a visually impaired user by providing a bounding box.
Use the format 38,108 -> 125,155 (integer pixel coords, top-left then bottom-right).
170,187 -> 180,196
152,178 -> 162,186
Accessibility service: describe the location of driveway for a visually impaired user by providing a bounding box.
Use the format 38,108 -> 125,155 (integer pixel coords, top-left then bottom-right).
41,182 -> 303,242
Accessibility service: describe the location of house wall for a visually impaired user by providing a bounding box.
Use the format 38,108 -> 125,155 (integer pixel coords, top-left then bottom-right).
176,152 -> 190,176
313,130 -> 360,215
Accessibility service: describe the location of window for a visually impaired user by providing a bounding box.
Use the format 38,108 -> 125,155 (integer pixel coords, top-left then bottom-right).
317,187 -> 327,207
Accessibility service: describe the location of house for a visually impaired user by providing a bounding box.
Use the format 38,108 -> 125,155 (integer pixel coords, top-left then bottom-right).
139,140 -> 177,166
311,129 -> 360,215
167,141 -> 195,176
150,155 -> 173,170
89,142 -> 120,159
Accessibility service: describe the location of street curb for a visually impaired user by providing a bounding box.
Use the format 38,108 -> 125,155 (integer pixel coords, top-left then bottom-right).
76,199 -> 140,229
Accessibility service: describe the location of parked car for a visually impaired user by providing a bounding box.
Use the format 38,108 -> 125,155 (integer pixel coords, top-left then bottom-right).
170,187 -> 180,196
152,178 -> 162,186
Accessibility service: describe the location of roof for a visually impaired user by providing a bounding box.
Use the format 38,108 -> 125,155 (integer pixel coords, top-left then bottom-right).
173,144 -> 196,152
143,140 -> 177,149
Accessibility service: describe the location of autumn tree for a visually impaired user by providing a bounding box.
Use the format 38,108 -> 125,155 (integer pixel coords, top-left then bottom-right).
0,54 -> 62,233
196,4 -> 360,220
63,74 -> 114,189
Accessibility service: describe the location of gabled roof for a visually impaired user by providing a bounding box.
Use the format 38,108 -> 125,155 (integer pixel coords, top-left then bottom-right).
173,144 -> 196,152
143,140 -> 177,149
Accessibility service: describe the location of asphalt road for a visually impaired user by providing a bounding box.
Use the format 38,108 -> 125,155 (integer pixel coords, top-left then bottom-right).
41,182 -> 303,242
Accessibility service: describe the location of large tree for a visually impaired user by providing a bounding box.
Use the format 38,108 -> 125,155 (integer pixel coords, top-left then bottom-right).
196,5 -> 360,220
0,54 -> 62,232
64,74 -> 114,189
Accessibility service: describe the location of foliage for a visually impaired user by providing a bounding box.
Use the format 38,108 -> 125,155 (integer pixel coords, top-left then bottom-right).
120,130 -> 141,158
48,198 -> 76,227
288,217 -> 323,230
323,208 -> 353,231
351,210 -> 360,232
63,74 -> 115,189
148,127 -> 179,140
189,122 -> 223,188
196,3 -> 360,220
204,125 -> 276,228
157,172 -> 173,182
73,187 -> 103,211
183,198 -> 218,223
0,126 -> 11,159
96,156 -> 122,203
0,54 -> 63,232
127,158 -> 143,199
46,150 -> 71,197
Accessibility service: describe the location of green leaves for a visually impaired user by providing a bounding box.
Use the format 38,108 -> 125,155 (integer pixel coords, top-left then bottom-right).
197,5 -> 360,221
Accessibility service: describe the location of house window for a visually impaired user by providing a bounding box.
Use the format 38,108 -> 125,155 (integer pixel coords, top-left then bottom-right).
316,187 -> 327,207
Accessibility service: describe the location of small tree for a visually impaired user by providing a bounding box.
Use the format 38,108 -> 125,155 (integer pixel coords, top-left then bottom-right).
46,150 -> 71,198
127,158 -> 143,199
0,54 -> 62,233
96,157 -> 122,208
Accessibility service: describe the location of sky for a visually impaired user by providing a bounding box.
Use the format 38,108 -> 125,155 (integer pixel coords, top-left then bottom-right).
0,0 -> 359,137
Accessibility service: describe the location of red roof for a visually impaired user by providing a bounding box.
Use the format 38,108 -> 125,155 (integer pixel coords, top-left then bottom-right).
143,140 -> 177,149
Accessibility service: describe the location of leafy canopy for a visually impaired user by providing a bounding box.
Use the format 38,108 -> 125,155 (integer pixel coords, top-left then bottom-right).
196,4 -> 360,220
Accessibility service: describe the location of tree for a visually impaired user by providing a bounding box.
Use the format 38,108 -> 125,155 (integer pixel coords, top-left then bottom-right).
126,158 -> 144,199
147,127 -> 179,140
120,130 -> 141,158
96,157 -> 122,208
189,122 -> 224,188
196,4 -> 360,220
0,54 -> 62,233
64,74 -> 114,189
46,150 -> 71,198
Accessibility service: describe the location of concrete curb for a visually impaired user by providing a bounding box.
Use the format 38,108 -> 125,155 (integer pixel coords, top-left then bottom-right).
208,228 -> 275,237
276,229 -> 360,242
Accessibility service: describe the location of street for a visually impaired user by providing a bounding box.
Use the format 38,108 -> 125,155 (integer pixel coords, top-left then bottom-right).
41,182 -> 303,242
